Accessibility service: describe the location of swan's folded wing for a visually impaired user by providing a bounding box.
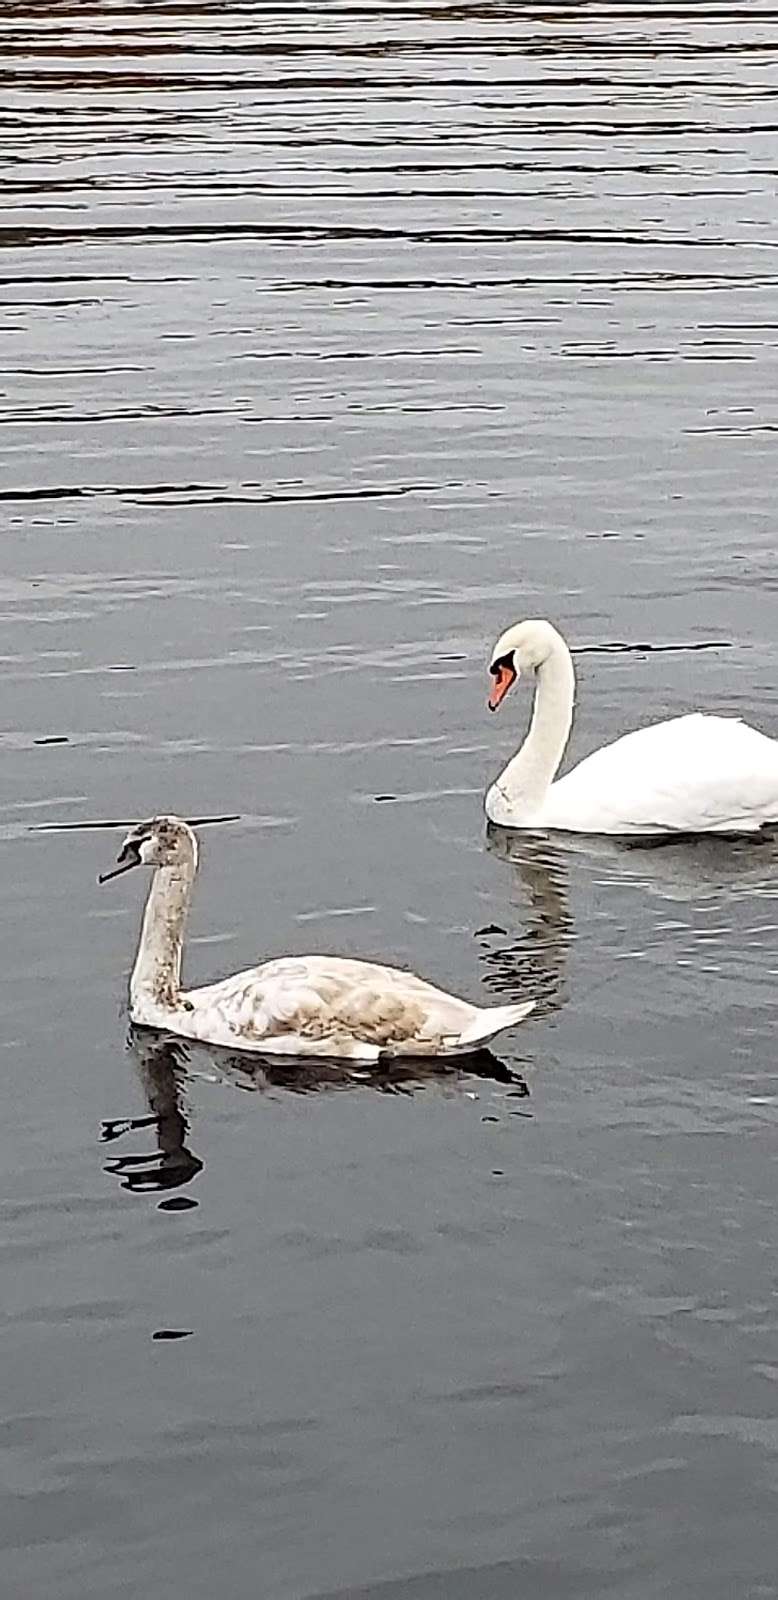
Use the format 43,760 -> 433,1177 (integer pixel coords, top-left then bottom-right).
183,954 -> 501,1056
548,714 -> 778,834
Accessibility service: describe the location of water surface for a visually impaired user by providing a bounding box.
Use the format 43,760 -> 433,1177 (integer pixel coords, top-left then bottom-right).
2,4 -> 778,1597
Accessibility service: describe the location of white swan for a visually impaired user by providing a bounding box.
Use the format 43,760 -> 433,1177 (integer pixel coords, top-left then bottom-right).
485,619 -> 778,835
100,816 -> 535,1060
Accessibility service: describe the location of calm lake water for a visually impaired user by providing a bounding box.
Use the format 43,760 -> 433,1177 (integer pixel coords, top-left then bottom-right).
2,3 -> 778,1596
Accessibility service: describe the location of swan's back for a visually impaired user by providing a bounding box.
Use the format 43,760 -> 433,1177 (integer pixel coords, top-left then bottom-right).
170,953 -> 534,1059
545,713 -> 778,835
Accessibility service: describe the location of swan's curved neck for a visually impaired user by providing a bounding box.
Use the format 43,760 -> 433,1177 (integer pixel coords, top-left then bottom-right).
130,860 -> 195,1012
494,639 -> 576,816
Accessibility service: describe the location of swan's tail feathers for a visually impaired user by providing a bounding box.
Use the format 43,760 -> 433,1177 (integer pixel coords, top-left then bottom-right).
458,999 -> 536,1049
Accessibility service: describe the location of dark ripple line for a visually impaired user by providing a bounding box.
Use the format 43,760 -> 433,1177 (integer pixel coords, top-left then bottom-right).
6,69 -> 778,95
0,275 -> 194,286
4,25 -> 775,64
29,814 -> 240,835
3,272 -> 772,297
265,269 -> 778,289
0,480 -> 441,506
0,365 -> 148,376
685,423 -> 778,435
0,405 -> 241,424
1,223 -> 769,250
574,640 -> 733,656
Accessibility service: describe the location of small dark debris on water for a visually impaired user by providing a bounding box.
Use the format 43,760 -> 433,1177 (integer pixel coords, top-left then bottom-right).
481,1114 -> 499,1123
152,1329 -> 193,1341
34,735 -> 69,746
101,1114 -> 158,1141
374,794 -> 397,803
492,1169 -> 504,1176
475,923 -> 506,937
158,1196 -> 198,1212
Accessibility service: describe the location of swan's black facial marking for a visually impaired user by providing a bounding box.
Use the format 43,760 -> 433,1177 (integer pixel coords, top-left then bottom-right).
488,652 -> 517,712
99,819 -> 173,883
98,817 -> 196,886
489,651 -> 515,679
98,838 -> 142,884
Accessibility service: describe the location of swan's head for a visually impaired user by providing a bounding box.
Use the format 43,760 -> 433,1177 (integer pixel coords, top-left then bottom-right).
488,619 -> 564,711
99,815 -> 199,884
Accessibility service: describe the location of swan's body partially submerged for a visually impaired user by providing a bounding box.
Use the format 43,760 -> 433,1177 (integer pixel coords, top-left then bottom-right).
101,817 -> 534,1061
486,620 -> 778,836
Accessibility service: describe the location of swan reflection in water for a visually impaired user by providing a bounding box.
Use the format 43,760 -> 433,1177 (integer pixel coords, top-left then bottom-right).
571,825 -> 778,905
489,816 -> 778,906
102,1030 -> 204,1196
102,1019 -> 534,1197
481,827 -> 573,1021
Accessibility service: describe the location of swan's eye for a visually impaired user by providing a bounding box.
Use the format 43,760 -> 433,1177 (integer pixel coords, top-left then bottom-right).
488,654 -> 517,712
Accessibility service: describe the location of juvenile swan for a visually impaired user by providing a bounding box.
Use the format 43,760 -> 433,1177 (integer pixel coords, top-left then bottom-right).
486,619 -> 778,835
101,817 -> 535,1060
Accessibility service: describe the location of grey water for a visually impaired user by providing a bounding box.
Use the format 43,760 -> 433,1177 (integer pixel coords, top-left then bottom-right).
1,2 -> 778,1596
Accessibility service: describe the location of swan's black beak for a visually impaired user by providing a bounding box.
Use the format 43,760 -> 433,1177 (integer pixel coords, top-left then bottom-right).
98,840 -> 141,885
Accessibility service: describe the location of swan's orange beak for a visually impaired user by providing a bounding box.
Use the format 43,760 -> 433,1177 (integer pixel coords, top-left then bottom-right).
488,661 -> 517,712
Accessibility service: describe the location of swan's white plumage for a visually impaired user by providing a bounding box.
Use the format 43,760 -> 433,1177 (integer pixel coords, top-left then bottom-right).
107,818 -> 535,1061
486,621 -> 778,836
537,713 -> 778,835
